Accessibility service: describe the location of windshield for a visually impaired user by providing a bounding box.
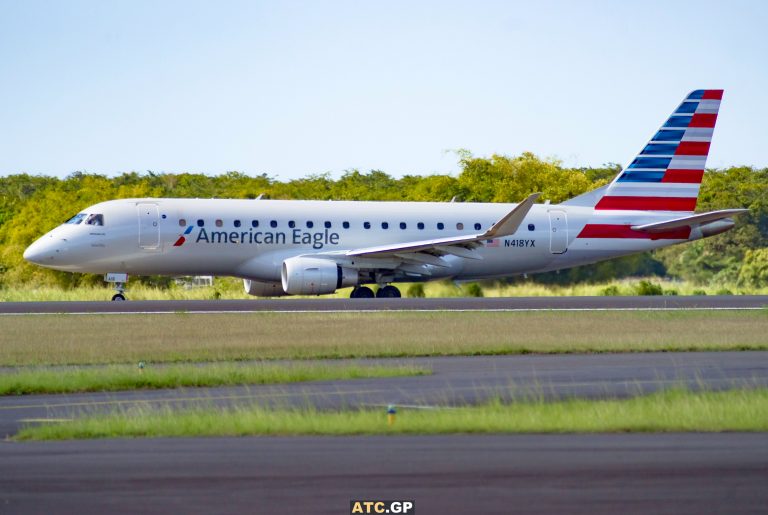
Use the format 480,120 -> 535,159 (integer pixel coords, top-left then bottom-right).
65,213 -> 87,225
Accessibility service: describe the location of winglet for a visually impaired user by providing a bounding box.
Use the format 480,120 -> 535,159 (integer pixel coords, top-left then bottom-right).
482,193 -> 541,239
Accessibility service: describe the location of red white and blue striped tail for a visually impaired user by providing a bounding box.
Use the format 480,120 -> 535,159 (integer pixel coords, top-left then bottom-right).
595,89 -> 723,213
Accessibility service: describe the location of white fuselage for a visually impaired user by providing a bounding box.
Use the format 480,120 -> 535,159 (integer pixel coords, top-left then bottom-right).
23,197 -> 703,287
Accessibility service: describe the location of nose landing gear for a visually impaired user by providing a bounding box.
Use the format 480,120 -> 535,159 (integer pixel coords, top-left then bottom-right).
104,273 -> 129,301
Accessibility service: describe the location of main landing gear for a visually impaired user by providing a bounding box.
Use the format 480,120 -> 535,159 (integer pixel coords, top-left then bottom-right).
376,285 -> 401,298
349,285 -> 402,299
350,286 -> 374,299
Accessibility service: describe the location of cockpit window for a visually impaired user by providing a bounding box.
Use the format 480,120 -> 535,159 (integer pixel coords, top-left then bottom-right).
85,214 -> 104,226
65,213 -> 87,225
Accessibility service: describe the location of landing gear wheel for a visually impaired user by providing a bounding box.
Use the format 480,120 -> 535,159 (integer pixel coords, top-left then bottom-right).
350,286 -> 375,299
376,285 -> 401,298
106,277 -> 128,301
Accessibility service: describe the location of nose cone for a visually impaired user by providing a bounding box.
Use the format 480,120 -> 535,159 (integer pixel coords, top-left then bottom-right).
23,239 -> 46,264
23,236 -> 58,266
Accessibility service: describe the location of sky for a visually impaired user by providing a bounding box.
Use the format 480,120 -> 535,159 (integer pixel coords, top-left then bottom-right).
0,0 -> 766,180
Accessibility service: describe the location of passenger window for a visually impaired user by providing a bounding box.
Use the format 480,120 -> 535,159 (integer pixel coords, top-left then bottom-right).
474,223 -> 481,231
197,219 -> 205,227
215,219 -> 223,227
85,214 -> 104,226
528,224 -> 535,231
324,221 -> 332,228
456,223 -> 464,230
270,220 -> 277,228
234,220 -> 241,228
437,222 -> 444,230
65,213 -> 87,225
382,222 -> 389,229
288,220 -> 296,228
364,222 -> 371,229
417,222 -> 424,230
400,222 -> 407,230
251,220 -> 259,228
179,219 -> 186,227
306,221 -> 314,228
343,221 -> 350,229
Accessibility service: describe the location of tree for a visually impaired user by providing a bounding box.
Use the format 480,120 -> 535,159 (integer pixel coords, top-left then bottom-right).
738,248 -> 768,288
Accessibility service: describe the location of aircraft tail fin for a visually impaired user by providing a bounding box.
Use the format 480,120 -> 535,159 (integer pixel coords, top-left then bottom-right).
563,90 -> 723,212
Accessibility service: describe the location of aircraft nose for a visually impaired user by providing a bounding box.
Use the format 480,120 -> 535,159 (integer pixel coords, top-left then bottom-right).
23,239 -> 46,264
23,236 -> 60,265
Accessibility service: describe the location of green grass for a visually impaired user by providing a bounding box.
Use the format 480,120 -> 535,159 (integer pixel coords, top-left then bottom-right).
0,363 -> 428,395
16,387 -> 768,440
1,276 -> 766,301
1,311 -> 766,366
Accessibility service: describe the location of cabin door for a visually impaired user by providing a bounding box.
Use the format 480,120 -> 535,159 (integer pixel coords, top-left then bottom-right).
138,204 -> 160,249
548,210 -> 568,254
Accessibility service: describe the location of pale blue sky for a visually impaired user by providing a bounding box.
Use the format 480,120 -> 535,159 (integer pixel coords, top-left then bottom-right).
1,0 -> 766,179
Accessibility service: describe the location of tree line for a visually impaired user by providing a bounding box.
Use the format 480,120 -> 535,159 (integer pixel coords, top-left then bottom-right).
1,152 -> 765,289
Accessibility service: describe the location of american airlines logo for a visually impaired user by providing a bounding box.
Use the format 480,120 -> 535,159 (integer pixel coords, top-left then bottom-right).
173,226 -> 195,246
174,226 -> 341,250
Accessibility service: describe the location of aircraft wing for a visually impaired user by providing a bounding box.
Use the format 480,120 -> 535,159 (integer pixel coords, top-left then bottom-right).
346,193 -> 540,259
631,208 -> 748,233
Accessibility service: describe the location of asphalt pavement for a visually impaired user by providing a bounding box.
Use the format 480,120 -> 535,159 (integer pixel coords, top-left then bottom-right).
1,295 -> 767,314
2,434 -> 766,515
2,351 -> 767,514
2,352 -> 766,437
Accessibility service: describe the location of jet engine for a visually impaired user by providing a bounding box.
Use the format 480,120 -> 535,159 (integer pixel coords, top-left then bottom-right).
281,256 -> 358,295
242,279 -> 288,297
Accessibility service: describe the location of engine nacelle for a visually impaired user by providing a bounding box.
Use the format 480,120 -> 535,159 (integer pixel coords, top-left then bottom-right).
281,257 -> 358,295
243,279 -> 288,297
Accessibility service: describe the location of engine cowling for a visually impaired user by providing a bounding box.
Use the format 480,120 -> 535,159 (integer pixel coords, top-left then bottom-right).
243,279 -> 288,297
281,257 -> 358,295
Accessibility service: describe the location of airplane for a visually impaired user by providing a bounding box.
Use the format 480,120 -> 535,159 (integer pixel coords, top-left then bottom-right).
24,89 -> 747,300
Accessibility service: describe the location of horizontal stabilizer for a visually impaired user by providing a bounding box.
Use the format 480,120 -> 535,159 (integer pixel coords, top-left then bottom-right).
631,209 -> 748,233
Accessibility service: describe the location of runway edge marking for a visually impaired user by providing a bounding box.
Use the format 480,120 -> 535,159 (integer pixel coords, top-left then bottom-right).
0,307 -> 764,316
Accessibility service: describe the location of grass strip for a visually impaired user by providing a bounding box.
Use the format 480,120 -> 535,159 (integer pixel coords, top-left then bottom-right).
0,363 -> 428,395
2,278 -> 766,301
16,388 -> 768,440
2,311 -> 767,366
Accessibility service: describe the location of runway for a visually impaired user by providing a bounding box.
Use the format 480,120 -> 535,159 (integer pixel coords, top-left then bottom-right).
1,294 -> 767,314
2,352 -> 767,514
2,352 -> 766,437
2,434 -> 766,514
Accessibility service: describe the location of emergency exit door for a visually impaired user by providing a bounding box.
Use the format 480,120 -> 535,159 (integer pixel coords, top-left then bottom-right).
548,210 -> 568,254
